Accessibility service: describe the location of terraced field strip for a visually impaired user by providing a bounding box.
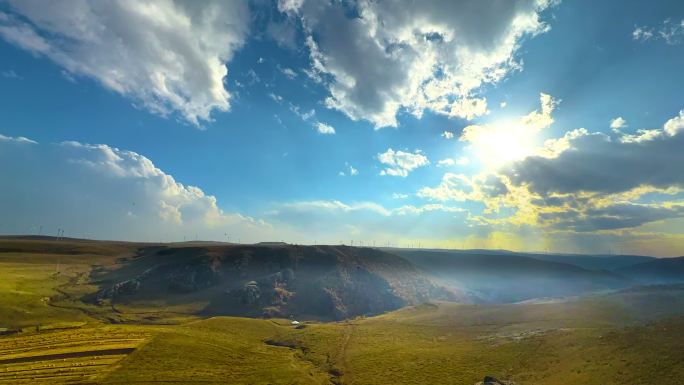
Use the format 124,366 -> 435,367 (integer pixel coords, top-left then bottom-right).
0,326 -> 151,384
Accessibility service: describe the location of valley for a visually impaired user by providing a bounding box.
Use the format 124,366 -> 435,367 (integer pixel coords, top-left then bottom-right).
1,237 -> 683,384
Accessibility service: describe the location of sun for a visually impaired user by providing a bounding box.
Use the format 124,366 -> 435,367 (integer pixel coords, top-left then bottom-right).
462,119 -> 540,169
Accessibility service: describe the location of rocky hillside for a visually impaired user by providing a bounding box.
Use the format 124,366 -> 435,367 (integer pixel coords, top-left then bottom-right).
91,244 -> 461,320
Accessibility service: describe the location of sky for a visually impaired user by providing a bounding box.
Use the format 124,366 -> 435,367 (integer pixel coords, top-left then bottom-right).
1,0 -> 684,256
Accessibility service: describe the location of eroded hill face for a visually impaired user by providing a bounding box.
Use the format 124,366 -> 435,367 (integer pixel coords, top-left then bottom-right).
91,245 -> 461,320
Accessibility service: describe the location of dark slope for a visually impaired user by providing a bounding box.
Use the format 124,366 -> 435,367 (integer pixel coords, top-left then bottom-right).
616,256 -> 684,284
91,244 -> 460,320
392,249 -> 632,303
385,247 -> 655,271
523,253 -> 655,271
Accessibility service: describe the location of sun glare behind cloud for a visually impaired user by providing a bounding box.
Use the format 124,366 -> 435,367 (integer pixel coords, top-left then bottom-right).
461,119 -> 540,169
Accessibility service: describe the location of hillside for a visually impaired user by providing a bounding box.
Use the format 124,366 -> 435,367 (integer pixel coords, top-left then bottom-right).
523,253 -> 655,271
615,256 -> 684,284
0,239 -> 459,321
392,249 -> 632,303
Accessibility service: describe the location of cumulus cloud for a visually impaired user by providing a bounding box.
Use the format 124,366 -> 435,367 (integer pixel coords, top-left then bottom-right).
503,110 -> 684,231
610,116 -> 627,132
281,0 -> 553,127
315,121 -> 336,134
0,1 -> 249,126
664,110 -> 684,136
417,100 -> 684,237
377,148 -> 429,177
418,172 -> 509,206
441,131 -> 454,139
506,112 -> 684,195
0,134 -> 274,242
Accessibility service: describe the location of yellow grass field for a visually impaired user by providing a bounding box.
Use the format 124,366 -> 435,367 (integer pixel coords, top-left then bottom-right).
1,238 -> 683,384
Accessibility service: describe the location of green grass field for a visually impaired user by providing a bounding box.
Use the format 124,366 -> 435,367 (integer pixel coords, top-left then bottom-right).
1,238 -> 683,384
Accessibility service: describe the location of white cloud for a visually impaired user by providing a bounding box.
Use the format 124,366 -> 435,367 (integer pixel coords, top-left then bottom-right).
269,93 -> 283,103
315,122 -> 336,135
289,103 -> 316,121
378,148 -> 429,177
267,198 -> 472,244
283,0 -> 553,128
500,101 -> 508,108
632,26 -> 654,42
610,116 -> 627,132
418,173 -> 475,202
392,193 -> 409,199
0,135 -> 275,242
659,19 -> 684,45
620,129 -> 662,144
0,133 -> 37,144
441,131 -> 454,139
279,66 -> 298,79
633,19 -> 684,45
0,1 -> 250,126
664,110 -> 684,136
1,69 -> 20,79
274,200 -> 391,216
246,69 -> 261,85
266,19 -> 298,49
438,157 -> 469,167
277,0 -> 305,13
617,110 -> 684,142
339,163 -> 358,176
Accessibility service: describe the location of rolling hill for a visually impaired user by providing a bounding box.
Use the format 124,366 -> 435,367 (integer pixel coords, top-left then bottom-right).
90,243 -> 461,320
391,249 -> 633,303
522,253 -> 655,271
615,256 -> 684,284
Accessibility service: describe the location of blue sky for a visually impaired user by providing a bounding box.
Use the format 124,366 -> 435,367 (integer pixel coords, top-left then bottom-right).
1,0 -> 684,255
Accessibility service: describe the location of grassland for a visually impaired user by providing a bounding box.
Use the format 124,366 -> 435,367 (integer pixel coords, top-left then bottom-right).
0,325 -> 151,384
1,237 -> 683,384
270,303 -> 684,385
